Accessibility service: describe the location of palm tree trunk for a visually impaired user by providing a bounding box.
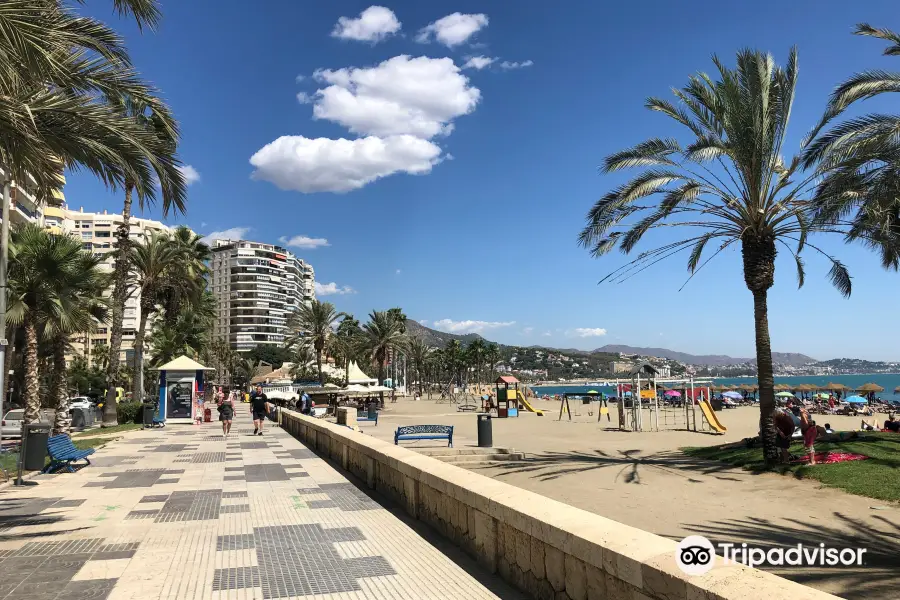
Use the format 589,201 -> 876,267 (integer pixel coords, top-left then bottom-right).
104,184 -> 133,426
743,236 -> 778,465
132,304 -> 150,403
22,320 -> 40,424
316,348 -> 323,385
753,288 -> 779,464
52,340 -> 69,435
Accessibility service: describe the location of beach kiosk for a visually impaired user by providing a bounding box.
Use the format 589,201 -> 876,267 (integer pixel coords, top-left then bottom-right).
494,376 -> 520,418
154,355 -> 214,425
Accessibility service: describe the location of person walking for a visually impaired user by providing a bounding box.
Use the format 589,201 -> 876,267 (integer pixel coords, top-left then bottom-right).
218,386 -> 234,438
300,390 -> 311,415
251,385 -> 270,435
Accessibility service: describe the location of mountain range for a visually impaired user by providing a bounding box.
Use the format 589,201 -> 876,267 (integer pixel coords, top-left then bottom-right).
405,322 -> 820,367
593,345 -> 816,367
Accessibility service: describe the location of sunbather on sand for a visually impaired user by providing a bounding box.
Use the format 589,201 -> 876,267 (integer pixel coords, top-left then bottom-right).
860,418 -> 879,431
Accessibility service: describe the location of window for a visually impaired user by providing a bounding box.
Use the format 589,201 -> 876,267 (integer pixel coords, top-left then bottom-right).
95,231 -> 111,238
81,231 -> 92,240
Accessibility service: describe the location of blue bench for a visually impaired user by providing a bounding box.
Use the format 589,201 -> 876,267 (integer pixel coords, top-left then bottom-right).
43,434 -> 95,473
394,425 -> 453,447
356,410 -> 378,425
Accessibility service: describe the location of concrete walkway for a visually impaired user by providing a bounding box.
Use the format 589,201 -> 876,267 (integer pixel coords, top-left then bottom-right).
0,407 -> 521,600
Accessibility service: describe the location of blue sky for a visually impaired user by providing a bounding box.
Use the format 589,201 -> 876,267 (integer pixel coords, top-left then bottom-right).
67,1 -> 900,361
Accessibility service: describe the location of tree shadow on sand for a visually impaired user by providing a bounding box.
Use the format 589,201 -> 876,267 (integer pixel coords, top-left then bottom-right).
472,448 -> 749,484
672,512 -> 900,600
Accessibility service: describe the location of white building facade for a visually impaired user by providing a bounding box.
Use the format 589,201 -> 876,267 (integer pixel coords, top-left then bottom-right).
209,239 -> 315,353
43,205 -> 171,363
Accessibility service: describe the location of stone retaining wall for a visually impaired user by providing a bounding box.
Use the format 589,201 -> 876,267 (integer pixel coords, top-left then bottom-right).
279,409 -> 837,600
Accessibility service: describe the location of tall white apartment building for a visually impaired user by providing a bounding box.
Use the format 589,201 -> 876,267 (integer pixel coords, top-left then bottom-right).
0,164 -> 65,227
43,204 -> 171,363
209,239 -> 315,352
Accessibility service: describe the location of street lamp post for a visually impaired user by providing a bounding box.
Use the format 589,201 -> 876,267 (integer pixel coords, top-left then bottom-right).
0,180 -> 10,451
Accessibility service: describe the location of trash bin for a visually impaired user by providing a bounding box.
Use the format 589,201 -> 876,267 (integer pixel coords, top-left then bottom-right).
22,423 -> 51,471
477,413 -> 492,448
71,408 -> 85,429
142,402 -> 157,427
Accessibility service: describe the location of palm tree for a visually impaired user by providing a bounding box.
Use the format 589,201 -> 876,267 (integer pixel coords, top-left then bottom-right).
103,93 -> 186,425
7,225 -> 107,426
578,49 -> 852,464
361,311 -> 408,385
801,24 -> 900,267
407,336 -> 433,394
128,231 -> 177,402
285,300 -> 342,385
466,339 -> 486,389
485,342 -> 500,382
330,316 -> 362,385
159,226 -> 211,322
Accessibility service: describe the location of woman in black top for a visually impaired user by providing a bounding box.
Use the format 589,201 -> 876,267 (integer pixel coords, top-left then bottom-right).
218,386 -> 234,438
251,385 -> 269,435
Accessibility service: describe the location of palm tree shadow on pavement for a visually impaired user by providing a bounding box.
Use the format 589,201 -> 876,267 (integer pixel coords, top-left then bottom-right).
672,513 -> 900,600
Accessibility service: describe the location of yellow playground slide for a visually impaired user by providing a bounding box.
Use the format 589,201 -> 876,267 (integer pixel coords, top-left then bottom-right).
517,391 -> 544,416
698,399 -> 727,433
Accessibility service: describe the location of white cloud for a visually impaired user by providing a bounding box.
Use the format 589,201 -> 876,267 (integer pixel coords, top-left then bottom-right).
331,6 -> 401,43
200,221 -> 207,228
201,227 -> 250,245
522,327 -> 534,334
249,134 -> 442,193
462,56 -> 496,70
416,13 -> 488,47
568,328 -> 608,338
395,269 -> 401,275
432,319 -> 515,334
312,55 -> 480,138
295,74 -> 306,83
278,235 -> 330,249
542,331 -> 552,337
315,282 -> 356,296
499,60 -> 533,70
296,92 -> 313,104
418,319 -> 428,326
177,165 -> 201,185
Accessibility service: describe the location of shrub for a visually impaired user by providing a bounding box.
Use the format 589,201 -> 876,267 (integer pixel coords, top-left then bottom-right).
116,401 -> 143,425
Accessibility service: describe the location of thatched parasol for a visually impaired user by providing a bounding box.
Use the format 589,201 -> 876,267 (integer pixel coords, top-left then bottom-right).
774,384 -> 791,391
895,386 -> 900,394
795,383 -> 817,392
821,382 -> 849,391
856,383 -> 884,393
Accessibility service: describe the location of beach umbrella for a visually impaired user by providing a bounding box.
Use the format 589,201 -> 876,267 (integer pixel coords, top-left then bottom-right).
722,391 -> 742,399
894,386 -> 900,394
775,391 -> 796,398
856,383 -> 884,393
822,382 -> 849,391
845,395 -> 868,404
664,390 -> 681,397
794,383 -> 814,392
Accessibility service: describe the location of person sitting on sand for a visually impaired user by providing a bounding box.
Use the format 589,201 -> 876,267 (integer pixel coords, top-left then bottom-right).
860,418 -> 879,431
884,414 -> 900,433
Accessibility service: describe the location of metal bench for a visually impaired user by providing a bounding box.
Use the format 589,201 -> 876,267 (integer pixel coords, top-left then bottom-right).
394,425 -> 453,447
356,410 -> 378,425
43,434 -> 95,473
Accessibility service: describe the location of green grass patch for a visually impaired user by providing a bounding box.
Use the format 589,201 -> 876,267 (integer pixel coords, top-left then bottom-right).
683,433 -> 900,502
72,423 -> 142,437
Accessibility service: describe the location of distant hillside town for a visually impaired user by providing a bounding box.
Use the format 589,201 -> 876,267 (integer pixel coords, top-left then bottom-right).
409,324 -> 900,382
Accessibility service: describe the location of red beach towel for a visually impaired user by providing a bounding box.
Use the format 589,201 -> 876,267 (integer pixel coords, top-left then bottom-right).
792,452 -> 868,464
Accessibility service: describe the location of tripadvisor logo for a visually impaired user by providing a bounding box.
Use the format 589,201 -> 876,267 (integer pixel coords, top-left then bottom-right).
676,536 -> 867,575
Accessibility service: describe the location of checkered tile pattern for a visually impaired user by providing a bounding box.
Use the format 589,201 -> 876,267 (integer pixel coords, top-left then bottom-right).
0,409 -> 520,599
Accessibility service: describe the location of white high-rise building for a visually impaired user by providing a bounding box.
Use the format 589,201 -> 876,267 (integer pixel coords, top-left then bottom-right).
43,204 -> 171,363
209,239 -> 315,352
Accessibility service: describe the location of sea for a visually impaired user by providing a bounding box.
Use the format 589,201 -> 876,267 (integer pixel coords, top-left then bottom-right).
531,373 -> 900,399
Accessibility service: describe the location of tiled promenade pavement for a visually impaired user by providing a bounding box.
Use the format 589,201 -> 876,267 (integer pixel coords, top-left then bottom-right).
0,408 -> 521,600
